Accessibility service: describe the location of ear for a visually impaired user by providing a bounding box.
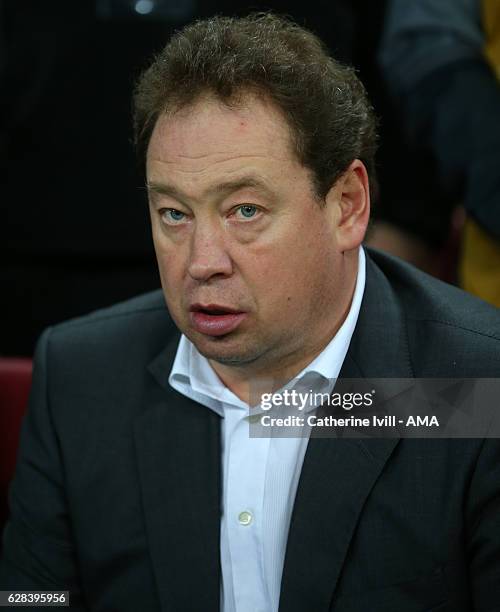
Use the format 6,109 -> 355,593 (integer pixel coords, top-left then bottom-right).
325,159 -> 370,252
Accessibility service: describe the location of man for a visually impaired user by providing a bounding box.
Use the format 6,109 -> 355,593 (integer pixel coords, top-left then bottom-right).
1,13 -> 500,612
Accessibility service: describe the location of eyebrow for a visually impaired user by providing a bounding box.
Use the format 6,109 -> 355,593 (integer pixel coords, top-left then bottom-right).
146,176 -> 275,205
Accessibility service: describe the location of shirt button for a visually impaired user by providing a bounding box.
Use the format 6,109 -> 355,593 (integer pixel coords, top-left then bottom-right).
238,511 -> 253,526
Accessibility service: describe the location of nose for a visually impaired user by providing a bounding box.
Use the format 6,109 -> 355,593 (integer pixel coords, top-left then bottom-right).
187,221 -> 233,282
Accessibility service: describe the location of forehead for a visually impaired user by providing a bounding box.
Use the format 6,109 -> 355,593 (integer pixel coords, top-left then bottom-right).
146,93 -> 297,171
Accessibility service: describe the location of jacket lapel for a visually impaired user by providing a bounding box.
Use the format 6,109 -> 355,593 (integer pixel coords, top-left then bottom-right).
134,333 -> 221,612
279,250 -> 414,612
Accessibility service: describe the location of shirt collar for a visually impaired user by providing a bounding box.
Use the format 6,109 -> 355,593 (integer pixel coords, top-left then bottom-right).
169,247 -> 366,413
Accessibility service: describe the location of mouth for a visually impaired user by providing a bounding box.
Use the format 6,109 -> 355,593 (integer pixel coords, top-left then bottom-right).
189,303 -> 247,337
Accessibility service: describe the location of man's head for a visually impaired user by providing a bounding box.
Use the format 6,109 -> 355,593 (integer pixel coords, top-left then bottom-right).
133,14 -> 376,380
134,12 -> 377,201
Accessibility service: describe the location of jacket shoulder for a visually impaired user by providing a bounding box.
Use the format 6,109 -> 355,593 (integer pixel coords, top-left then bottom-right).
43,289 -> 177,363
366,248 -> 500,376
51,289 -> 168,331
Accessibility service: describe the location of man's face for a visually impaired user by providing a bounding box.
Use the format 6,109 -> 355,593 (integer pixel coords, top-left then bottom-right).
146,94 -> 353,373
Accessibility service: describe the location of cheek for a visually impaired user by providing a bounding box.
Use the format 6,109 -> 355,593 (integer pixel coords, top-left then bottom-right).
245,249 -> 309,316
259,227 -> 337,305
240,217 -> 325,290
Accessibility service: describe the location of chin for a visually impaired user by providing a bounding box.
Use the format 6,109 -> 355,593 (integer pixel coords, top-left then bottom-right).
189,334 -> 263,366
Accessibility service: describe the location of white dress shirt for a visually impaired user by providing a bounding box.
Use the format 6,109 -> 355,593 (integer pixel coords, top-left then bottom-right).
169,248 -> 366,612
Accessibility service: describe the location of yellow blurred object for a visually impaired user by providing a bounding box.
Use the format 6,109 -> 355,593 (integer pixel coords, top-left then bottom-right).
483,0 -> 500,75
460,218 -> 500,306
457,1 -> 500,307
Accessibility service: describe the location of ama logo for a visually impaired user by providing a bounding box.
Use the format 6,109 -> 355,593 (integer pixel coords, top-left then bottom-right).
406,416 -> 440,427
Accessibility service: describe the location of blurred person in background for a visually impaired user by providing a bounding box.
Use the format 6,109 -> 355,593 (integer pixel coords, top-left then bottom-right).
379,0 -> 500,306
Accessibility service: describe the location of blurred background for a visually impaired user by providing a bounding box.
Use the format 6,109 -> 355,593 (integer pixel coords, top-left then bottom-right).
2,0 -> 500,356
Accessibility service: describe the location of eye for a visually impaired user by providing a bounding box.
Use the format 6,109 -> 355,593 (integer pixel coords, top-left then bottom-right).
234,204 -> 259,220
160,208 -> 187,225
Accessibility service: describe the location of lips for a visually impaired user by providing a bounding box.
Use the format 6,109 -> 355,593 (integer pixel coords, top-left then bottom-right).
189,304 -> 247,336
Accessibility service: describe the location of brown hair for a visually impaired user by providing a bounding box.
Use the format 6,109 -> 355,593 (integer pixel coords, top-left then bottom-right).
133,12 -> 378,200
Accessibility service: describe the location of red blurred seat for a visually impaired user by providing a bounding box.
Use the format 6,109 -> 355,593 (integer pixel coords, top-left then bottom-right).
0,357 -> 33,537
